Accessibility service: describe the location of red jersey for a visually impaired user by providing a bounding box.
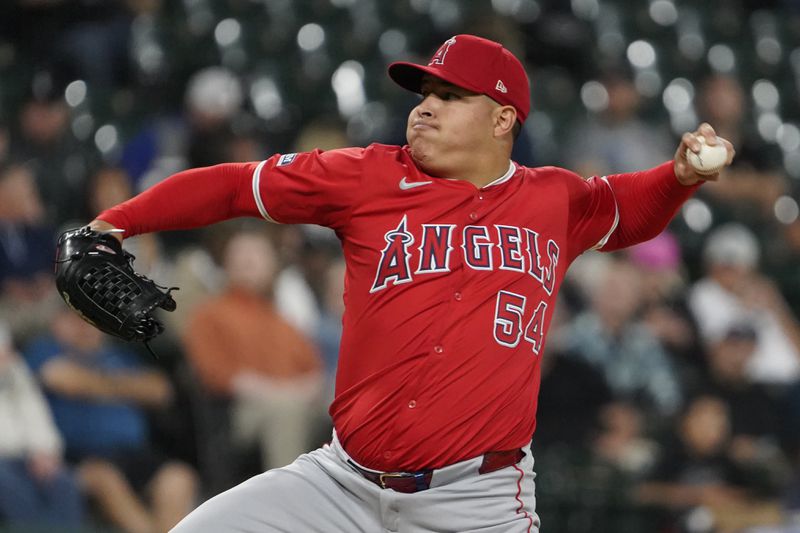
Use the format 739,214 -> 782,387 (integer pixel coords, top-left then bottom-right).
99,143 -> 696,471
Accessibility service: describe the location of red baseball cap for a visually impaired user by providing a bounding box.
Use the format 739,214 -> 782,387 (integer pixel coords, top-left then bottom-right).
388,34 -> 531,124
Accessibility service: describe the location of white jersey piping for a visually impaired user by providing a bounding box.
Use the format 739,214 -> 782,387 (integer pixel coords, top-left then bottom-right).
591,176 -> 619,250
251,159 -> 276,223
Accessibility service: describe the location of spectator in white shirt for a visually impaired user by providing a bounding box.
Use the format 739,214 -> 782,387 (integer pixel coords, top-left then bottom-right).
689,223 -> 800,384
0,322 -> 83,528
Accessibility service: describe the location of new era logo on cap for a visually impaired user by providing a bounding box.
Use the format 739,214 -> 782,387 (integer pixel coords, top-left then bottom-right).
387,34 -> 531,123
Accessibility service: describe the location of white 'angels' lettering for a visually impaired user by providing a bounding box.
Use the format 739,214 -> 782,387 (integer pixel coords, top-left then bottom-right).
416,224 -> 456,274
524,229 -> 559,295
462,226 -> 493,271
371,216 -> 559,294
496,225 -> 524,273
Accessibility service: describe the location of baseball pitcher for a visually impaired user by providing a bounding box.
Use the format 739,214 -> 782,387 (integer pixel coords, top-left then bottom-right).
56,34 -> 734,532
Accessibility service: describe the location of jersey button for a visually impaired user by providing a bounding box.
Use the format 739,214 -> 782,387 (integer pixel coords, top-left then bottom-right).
454,292 -> 462,301
383,451 -> 392,459
469,212 -> 478,221
478,195 -> 484,200
434,345 -> 444,354
408,400 -> 417,409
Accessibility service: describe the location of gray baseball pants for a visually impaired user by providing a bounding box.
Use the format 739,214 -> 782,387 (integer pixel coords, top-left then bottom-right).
171,432 -> 540,532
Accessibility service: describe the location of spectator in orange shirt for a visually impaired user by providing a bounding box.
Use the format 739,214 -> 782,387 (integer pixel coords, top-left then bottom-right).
183,227 -> 324,470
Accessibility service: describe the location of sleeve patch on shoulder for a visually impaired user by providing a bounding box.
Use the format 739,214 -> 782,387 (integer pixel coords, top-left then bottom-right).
277,153 -> 298,166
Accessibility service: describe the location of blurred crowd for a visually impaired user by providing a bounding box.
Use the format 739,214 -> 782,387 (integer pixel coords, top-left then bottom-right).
2,0 -> 800,532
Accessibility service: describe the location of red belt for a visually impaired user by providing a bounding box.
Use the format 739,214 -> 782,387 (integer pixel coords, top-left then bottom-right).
349,449 -> 525,493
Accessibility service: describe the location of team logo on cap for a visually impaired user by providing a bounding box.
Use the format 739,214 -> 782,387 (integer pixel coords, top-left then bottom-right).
429,37 -> 456,66
495,80 -> 508,93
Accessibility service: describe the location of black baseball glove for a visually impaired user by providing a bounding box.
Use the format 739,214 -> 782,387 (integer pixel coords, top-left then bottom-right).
54,226 -> 177,346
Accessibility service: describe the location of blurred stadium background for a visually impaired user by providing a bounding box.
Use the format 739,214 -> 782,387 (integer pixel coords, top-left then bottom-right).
2,0 -> 800,532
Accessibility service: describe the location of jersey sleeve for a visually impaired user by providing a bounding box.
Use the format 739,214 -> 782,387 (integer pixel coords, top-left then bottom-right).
564,169 -> 620,262
253,148 -> 366,230
566,161 -> 700,260
600,161 -> 699,251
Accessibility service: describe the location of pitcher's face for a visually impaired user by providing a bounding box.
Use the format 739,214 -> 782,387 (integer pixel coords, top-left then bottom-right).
406,76 -> 500,177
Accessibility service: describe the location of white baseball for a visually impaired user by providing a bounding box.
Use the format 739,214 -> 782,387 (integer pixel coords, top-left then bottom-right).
685,136 -> 728,175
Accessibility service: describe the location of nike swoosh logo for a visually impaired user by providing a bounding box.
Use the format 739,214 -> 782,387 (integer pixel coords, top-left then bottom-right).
399,177 -> 433,190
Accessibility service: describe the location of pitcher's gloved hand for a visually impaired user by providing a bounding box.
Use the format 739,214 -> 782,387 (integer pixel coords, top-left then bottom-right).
54,226 -> 177,344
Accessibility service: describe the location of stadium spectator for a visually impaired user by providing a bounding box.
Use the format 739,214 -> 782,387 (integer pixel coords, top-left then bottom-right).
25,307 -> 198,533
0,162 -> 61,345
9,72 -> 94,225
563,67 -> 674,177
689,223 -> 800,384
703,324 -> 792,494
636,394 -> 782,532
627,232 -> 707,391
558,257 -> 683,418
183,228 -> 324,471
0,321 -> 83,529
